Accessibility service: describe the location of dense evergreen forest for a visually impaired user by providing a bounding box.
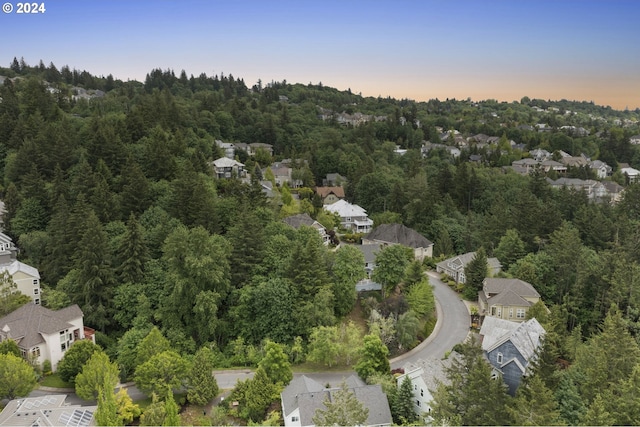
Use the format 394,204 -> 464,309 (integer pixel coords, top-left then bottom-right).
2,57 -> 640,424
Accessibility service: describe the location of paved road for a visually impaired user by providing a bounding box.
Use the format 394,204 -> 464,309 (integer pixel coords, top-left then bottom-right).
29,271 -> 470,400
390,271 -> 470,369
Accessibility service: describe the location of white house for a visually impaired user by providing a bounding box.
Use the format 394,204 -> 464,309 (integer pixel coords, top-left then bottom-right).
212,157 -> 246,179
0,304 -> 95,371
621,166 -> 640,183
215,140 -> 235,159
323,199 -> 373,233
0,232 -> 40,304
397,356 -> 459,423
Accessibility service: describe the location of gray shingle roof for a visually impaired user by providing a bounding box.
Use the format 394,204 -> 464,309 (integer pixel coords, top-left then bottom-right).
480,317 -> 545,362
365,223 -> 432,248
0,304 -> 83,349
281,375 -> 391,426
282,213 -> 315,229
483,278 -> 540,299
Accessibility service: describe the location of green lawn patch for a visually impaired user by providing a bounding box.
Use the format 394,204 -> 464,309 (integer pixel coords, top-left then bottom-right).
40,373 -> 73,389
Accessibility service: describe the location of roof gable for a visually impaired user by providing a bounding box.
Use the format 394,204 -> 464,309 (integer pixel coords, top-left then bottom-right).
483,278 -> 540,298
0,304 -> 83,349
365,223 -> 433,248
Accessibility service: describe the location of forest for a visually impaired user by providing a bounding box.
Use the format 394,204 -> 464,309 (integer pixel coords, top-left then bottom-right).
1,57 -> 640,425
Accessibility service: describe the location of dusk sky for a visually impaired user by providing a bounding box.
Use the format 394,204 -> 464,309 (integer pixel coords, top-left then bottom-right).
2,0 -> 639,110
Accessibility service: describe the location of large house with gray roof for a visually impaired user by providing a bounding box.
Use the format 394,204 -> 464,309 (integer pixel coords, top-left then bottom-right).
281,375 -> 391,427
0,394 -> 96,427
363,223 -> 433,260
436,252 -> 501,284
479,278 -> 541,323
282,213 -> 330,245
480,317 -> 546,395
0,304 -> 95,371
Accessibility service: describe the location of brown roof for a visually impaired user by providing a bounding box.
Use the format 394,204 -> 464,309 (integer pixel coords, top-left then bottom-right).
315,186 -> 345,199
0,304 -> 83,349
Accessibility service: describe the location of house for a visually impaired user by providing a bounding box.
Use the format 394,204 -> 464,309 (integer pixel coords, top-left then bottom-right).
561,156 -> 589,168
266,161 -> 303,188
323,199 -> 373,233
0,394 -> 96,427
601,180 -> 625,204
436,252 -> 501,284
362,223 -> 433,260
478,278 -> 541,322
315,186 -> 345,205
0,304 -> 95,371
529,148 -> 552,161
540,160 -> 567,174
0,232 -> 41,304
621,166 -> 640,183
629,134 -> 640,145
281,375 -> 392,427
480,317 -> 546,395
215,140 -> 235,159
211,157 -> 246,179
283,213 -> 330,246
356,243 -> 382,279
547,178 -> 608,200
421,142 -> 461,158
589,160 -> 612,178
322,173 -> 347,187
397,356 -> 458,422
235,142 -> 274,157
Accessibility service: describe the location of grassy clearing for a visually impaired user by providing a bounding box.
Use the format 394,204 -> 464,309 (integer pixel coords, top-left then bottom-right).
39,373 -> 73,389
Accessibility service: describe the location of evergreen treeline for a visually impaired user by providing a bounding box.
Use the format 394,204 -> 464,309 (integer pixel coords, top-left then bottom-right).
2,57 -> 640,423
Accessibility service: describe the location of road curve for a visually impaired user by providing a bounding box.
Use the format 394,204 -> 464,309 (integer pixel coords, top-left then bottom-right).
390,271 -> 470,369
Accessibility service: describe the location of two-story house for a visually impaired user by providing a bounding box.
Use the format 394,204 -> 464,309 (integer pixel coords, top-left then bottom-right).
212,157 -> 246,179
282,213 -> 330,246
0,232 -> 41,304
396,356 -> 458,423
480,317 -> 546,395
479,278 -> 541,323
362,223 -> 433,261
0,304 -> 95,371
315,186 -> 345,205
436,252 -> 501,284
323,199 -> 373,233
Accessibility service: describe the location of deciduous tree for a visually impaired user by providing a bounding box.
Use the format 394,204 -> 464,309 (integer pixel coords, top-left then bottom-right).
75,351 -> 119,401
354,334 -> 390,381
258,340 -> 293,386
0,353 -> 36,400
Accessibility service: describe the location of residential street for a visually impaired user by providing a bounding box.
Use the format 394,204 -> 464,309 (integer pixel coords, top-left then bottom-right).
28,270 -> 471,401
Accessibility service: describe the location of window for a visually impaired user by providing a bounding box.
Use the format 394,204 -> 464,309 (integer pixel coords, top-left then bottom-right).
509,308 -> 513,318
491,307 -> 496,316
416,400 -> 421,407
420,389 -> 424,397
61,342 -> 67,351
34,288 -> 39,295
414,385 -> 417,390
497,352 -> 503,364
33,279 -> 39,285
517,309 -> 526,319
34,298 -> 40,305
291,416 -> 299,422
31,347 -> 40,357
497,308 -> 502,317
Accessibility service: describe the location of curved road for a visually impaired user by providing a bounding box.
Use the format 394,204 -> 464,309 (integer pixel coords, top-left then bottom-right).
390,271 -> 470,368
29,271 -> 471,400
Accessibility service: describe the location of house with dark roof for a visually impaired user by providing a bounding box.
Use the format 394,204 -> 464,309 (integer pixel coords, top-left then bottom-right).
0,232 -> 41,304
480,317 -> 546,395
479,278 -> 541,323
211,157 -> 246,179
281,375 -> 392,427
0,394 -> 96,427
435,252 -> 501,284
283,213 -> 330,245
0,304 -> 95,371
362,223 -> 433,260
315,186 -> 345,205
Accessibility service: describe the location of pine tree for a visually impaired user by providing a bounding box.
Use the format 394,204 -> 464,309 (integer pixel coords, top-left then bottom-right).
312,382 -> 369,426
187,346 -> 219,406
463,247 -> 488,299
508,375 -> 561,426
117,213 -> 149,284
163,391 -> 181,426
392,376 -> 418,424
73,210 -> 115,332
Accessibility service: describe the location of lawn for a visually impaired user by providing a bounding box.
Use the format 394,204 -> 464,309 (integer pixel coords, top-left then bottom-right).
39,373 -> 73,389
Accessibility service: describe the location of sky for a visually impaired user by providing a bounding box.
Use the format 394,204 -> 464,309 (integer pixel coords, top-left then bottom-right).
2,0 -> 639,110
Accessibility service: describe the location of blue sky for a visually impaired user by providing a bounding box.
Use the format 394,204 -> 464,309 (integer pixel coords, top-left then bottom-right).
2,0 -> 639,109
